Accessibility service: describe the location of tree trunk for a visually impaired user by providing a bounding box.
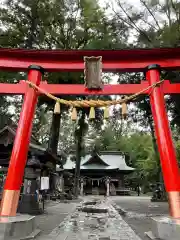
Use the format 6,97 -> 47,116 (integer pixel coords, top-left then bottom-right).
148,115 -> 158,155
73,110 -> 85,198
48,113 -> 61,154
48,113 -> 61,192
147,114 -> 162,180
73,139 -> 81,198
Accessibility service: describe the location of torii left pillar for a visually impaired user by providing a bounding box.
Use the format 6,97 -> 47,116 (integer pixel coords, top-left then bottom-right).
0,65 -> 43,216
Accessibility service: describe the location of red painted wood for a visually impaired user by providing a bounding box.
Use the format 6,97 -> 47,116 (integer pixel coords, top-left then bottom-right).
4,68 -> 42,190
0,81 -> 28,94
1,47 -> 180,72
0,80 -> 180,95
146,68 -> 180,192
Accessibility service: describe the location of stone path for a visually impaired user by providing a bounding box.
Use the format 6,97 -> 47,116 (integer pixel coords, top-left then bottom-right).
35,201 -> 78,239
44,197 -> 142,240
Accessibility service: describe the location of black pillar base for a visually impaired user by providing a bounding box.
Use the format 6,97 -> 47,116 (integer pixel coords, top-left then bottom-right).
17,194 -> 44,215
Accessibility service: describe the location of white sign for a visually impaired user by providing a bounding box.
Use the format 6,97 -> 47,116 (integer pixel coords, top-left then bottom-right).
40,177 -> 49,190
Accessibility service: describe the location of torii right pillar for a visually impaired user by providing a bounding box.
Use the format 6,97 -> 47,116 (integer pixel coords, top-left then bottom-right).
146,64 -> 180,218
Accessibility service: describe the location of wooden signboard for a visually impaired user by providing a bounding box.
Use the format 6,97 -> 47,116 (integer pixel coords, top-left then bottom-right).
84,56 -> 103,89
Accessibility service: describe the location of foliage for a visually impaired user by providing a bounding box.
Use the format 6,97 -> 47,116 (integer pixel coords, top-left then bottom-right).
110,0 -> 180,130
0,0 -> 126,152
0,96 -> 13,129
94,119 -> 160,189
122,133 -> 159,188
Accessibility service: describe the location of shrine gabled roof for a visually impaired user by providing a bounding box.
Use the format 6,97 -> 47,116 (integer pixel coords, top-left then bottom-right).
0,122 -> 63,166
0,125 -> 46,150
0,123 -> 48,154
0,121 -> 41,144
63,152 -> 134,171
82,154 -> 109,166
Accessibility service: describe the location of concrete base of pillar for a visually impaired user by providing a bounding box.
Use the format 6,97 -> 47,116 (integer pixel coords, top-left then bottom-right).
18,194 -> 44,215
145,216 -> 180,240
145,231 -> 156,239
0,215 -> 41,240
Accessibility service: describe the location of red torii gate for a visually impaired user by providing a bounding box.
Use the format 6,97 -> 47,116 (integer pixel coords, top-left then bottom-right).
0,48 -> 180,218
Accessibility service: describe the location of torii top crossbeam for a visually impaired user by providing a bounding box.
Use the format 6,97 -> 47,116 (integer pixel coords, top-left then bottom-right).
1,47 -> 180,95
0,47 -> 180,72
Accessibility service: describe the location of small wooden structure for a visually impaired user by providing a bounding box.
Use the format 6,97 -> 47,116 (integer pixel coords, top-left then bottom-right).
0,122 -> 60,194
0,123 -> 58,166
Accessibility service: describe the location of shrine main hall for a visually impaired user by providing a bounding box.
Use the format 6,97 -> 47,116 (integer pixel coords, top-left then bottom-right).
63,151 -> 134,196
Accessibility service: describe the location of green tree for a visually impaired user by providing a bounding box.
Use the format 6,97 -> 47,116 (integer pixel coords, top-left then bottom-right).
0,0 -> 125,148
95,124 -> 159,190
0,0 -> 129,196
111,0 -> 180,131
107,0 -> 180,188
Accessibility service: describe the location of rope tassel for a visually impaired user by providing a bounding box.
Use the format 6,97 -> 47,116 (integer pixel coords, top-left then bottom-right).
122,102 -> 128,120
54,101 -> 60,114
89,107 -> 95,119
104,106 -> 109,119
71,107 -> 77,121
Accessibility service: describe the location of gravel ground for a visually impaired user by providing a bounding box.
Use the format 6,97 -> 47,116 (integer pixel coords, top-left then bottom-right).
111,196 -> 169,240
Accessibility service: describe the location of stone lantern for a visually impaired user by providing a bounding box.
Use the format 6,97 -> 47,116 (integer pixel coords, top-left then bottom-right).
18,155 -> 43,215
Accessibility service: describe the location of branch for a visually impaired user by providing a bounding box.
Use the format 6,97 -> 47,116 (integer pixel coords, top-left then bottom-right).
140,17 -> 159,32
55,20 -> 69,48
170,0 -> 180,22
140,0 -> 161,30
44,38 -> 53,49
42,24 -> 65,48
76,26 -> 91,49
110,7 -> 140,36
115,0 -> 153,44
65,1 -> 81,48
159,1 -> 172,27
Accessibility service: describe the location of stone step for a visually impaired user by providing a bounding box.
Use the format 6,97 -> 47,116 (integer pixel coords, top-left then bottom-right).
145,231 -> 158,239
0,215 -> 39,240
80,206 -> 108,213
21,229 -> 41,240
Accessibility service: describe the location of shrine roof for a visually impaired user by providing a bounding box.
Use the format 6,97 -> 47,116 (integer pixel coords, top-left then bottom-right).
0,122 -> 63,167
63,152 -> 134,172
0,124 -> 45,151
80,164 -> 118,170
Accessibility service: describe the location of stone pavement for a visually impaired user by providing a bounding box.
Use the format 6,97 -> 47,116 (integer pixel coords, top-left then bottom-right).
35,200 -> 79,239
40,197 -> 142,240
111,196 -> 169,240
111,196 -> 168,216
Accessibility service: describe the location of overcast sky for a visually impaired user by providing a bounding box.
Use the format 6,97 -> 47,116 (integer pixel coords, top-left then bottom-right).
99,0 -> 141,8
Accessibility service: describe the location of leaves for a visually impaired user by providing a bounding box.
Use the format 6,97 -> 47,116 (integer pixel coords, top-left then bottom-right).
0,0 -> 126,149
95,125 -> 160,186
